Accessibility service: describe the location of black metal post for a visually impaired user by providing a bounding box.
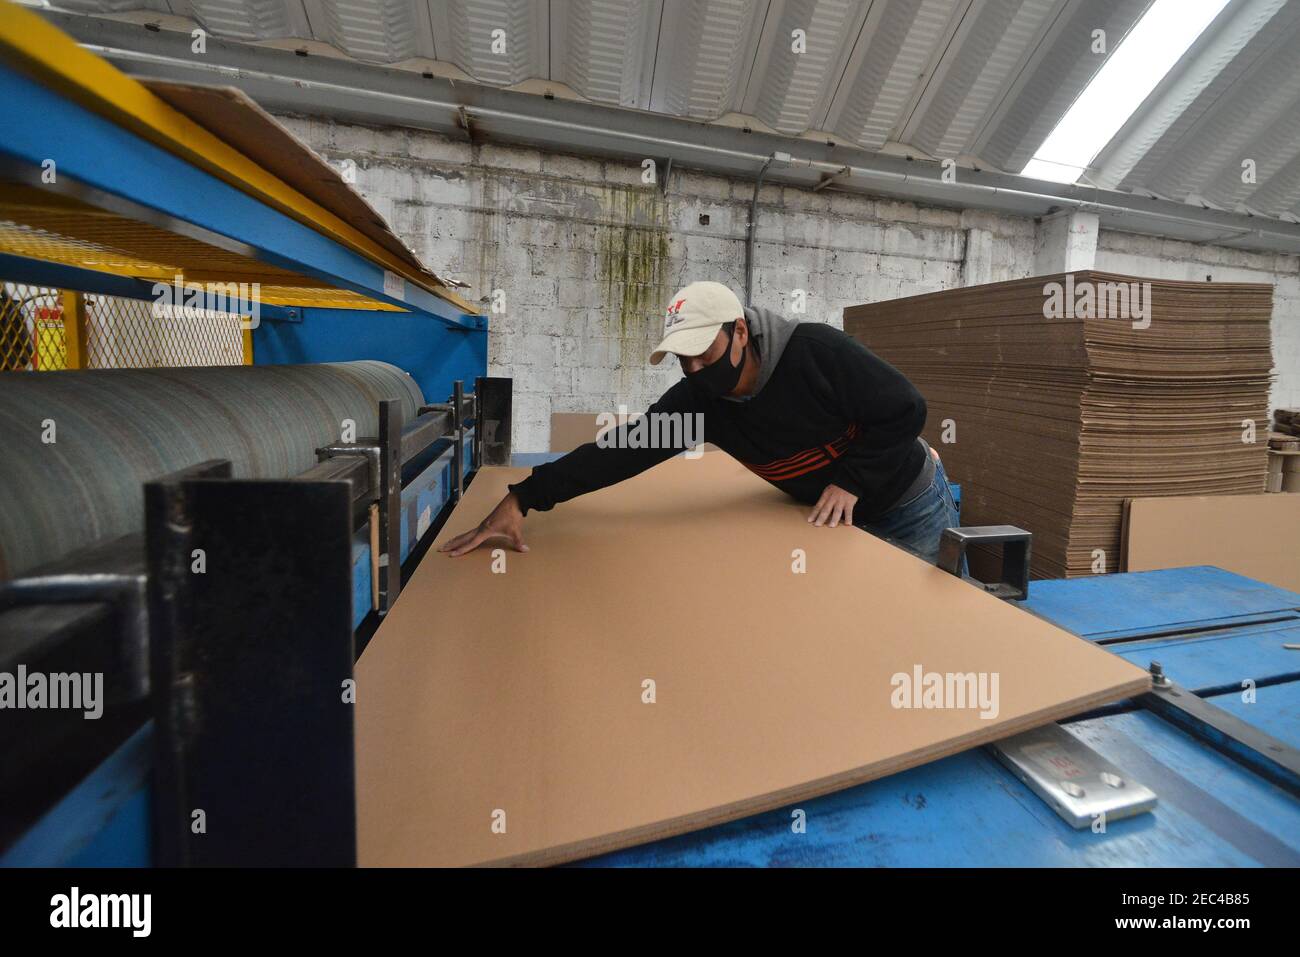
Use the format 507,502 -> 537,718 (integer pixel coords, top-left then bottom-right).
451,380 -> 464,500
475,376 -> 513,466
145,461 -> 356,866
378,398 -> 403,615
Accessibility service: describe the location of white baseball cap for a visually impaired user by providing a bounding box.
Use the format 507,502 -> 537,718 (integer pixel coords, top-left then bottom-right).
649,281 -> 744,365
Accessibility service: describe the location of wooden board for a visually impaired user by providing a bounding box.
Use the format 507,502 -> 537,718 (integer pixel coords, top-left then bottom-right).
356,454 -> 1150,866
1124,494 -> 1300,590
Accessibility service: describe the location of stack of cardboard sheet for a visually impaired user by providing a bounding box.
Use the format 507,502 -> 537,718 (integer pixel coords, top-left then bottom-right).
844,272 -> 1273,578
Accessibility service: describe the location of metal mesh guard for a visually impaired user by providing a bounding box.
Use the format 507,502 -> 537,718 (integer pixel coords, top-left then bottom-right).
2,282 -> 246,372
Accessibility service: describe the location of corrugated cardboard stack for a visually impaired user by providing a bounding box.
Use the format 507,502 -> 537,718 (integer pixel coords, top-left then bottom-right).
844,272 -> 1273,577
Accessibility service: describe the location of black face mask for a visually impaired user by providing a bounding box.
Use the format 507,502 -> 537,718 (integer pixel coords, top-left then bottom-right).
686,322 -> 746,400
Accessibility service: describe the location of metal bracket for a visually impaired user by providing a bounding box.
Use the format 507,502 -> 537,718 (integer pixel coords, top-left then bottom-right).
937,525 -> 1031,601
989,723 -> 1157,828
1141,662 -> 1300,797
316,442 -> 381,498
315,399 -> 403,614
419,381 -> 474,500
450,379 -> 465,501
471,383 -> 483,472
0,569 -> 150,699
813,165 -> 851,192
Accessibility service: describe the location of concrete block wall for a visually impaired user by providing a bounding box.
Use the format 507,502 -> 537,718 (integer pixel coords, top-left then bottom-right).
276,114 -> 1299,449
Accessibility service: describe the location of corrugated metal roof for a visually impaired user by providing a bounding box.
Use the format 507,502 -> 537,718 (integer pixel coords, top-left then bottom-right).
42,0 -> 1300,221
1091,0 -> 1300,221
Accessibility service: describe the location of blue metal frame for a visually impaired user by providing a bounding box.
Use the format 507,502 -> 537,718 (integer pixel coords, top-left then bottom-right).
0,253 -> 160,302
0,59 -> 490,867
0,252 -> 305,322
0,60 -> 487,398
0,61 -> 476,329
255,307 -> 485,408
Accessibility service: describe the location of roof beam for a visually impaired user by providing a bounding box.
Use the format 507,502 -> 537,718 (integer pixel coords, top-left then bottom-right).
42,6 -> 1300,256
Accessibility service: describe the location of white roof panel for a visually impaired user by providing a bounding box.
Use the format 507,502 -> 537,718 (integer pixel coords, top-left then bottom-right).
47,0 -> 1300,222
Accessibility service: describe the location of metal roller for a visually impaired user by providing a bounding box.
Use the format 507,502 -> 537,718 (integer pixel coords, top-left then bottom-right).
0,361 -> 424,579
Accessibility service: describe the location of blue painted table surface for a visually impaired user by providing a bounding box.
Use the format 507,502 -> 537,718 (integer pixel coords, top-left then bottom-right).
1019,566 -> 1300,641
584,566 -> 1300,866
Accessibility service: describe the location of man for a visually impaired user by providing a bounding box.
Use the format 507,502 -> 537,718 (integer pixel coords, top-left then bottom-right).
441,281 -> 958,562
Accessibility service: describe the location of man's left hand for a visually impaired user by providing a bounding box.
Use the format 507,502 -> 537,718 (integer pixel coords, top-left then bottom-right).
808,483 -> 858,528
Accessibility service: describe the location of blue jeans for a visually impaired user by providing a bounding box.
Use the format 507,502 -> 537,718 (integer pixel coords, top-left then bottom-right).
858,456 -> 960,565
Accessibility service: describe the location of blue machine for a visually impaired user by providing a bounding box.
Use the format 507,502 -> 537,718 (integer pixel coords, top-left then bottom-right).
0,30 -> 495,866
11,539 -> 1298,866
0,57 -> 484,400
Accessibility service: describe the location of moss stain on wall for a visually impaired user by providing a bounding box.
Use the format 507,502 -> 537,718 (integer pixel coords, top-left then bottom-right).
596,186 -> 672,393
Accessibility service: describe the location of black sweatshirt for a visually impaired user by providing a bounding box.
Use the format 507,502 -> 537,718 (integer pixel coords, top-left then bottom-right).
509,322 -> 928,526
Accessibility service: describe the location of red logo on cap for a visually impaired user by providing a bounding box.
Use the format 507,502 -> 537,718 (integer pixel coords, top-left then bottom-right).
665,298 -> 687,328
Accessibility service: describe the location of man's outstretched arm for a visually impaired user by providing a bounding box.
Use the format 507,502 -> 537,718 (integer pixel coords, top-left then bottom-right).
440,381 -> 698,556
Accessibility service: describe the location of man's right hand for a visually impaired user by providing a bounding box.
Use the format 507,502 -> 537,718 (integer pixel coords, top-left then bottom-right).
438,491 -> 529,557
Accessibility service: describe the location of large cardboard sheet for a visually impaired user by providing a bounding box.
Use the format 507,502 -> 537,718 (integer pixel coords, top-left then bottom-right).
356,455 -> 1150,866
550,411 -> 718,453
1124,494 -> 1300,591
